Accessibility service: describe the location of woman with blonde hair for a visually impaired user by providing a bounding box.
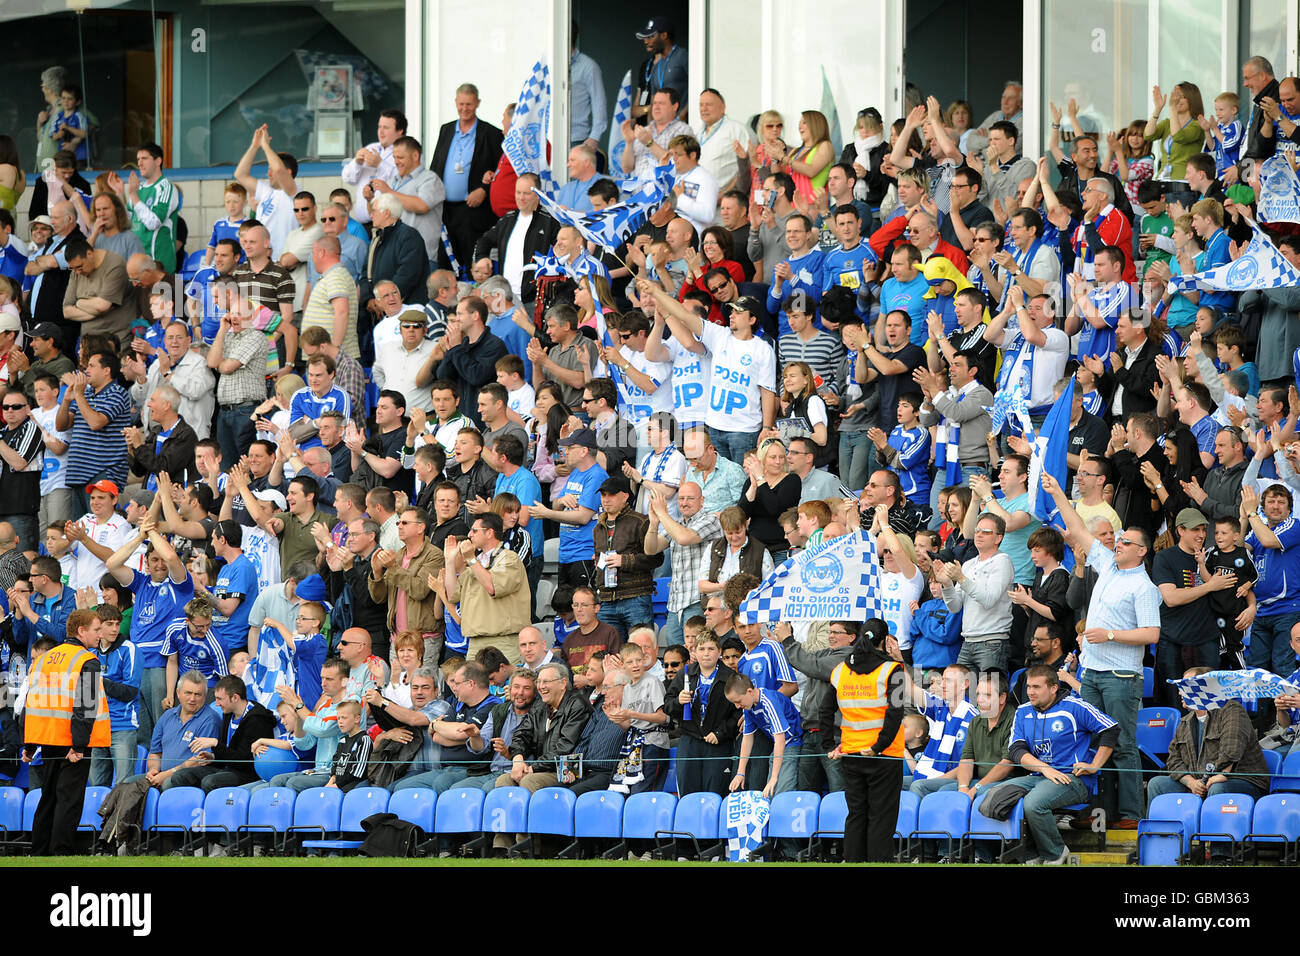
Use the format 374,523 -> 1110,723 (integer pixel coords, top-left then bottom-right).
776,360 -> 829,464
381,630 -> 430,708
739,436 -> 801,563
740,109 -> 790,201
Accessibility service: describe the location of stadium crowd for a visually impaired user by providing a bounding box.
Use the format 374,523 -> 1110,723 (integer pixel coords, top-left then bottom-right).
3,18 -> 1300,862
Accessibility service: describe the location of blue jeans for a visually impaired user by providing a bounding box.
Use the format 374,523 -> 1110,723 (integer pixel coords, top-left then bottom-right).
136,667 -> 168,748
1146,773 -> 1265,813
450,772 -> 503,793
597,593 -> 654,645
1247,611 -> 1300,676
217,402 -> 258,471
772,743 -> 801,796
1081,668 -> 1143,821
393,766 -> 469,793
956,637 -> 1009,673
837,430 -> 873,494
660,603 -> 701,649
708,427 -> 758,465
89,730 -> 138,787
997,774 -> 1090,860
908,773 -> 958,798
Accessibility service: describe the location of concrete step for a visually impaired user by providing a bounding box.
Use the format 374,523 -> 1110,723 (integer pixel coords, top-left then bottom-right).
1075,850 -> 1132,866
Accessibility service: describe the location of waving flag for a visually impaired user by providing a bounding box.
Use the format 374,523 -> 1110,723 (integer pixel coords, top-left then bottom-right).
1168,668 -> 1300,711
820,67 -> 843,157
736,530 -> 883,624
985,369 -> 1035,439
1169,218 -> 1300,292
531,251 -> 568,278
1028,375 -> 1074,522
533,162 -> 676,252
501,59 -> 557,195
608,70 -> 633,182
1257,154 -> 1300,224
567,250 -> 610,283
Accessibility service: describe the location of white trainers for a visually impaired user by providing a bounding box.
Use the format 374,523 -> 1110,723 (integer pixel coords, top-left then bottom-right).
1042,846 -> 1071,866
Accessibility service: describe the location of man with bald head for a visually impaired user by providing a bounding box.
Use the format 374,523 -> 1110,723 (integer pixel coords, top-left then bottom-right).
517,625 -> 555,671
25,200 -> 79,344
0,522 -> 30,589
471,172 -> 560,306
336,626 -> 390,708
644,479 -> 722,645
232,220 -> 297,371
125,252 -> 172,325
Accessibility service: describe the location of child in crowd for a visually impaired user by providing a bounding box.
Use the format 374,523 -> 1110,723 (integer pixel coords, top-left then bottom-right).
265,601 -> 328,708
493,492 -> 532,562
1203,515 -> 1257,670
44,523 -> 75,584
1204,91 -> 1244,179
326,700 -> 372,792
682,615 -> 706,662
607,641 -> 671,793
204,182 -> 248,264
795,499 -> 832,550
908,578 -> 964,673
51,85 -> 88,165
495,354 -> 536,419
550,586 -> 579,647
901,712 -> 930,781
720,636 -> 745,671
1213,323 -> 1260,397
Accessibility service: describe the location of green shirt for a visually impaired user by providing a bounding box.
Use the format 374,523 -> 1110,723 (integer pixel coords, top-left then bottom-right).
1140,211 -> 1174,276
278,508 -> 330,571
960,702 -> 1018,782
130,176 -> 180,273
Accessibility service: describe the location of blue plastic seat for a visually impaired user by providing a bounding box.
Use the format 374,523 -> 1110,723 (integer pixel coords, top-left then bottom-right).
663,747 -> 677,795
134,744 -> 148,776
770,790 -> 820,840
289,787 -> 344,842
668,791 -> 722,855
0,787 -> 24,847
963,788 -> 1025,862
198,788 -> 250,836
1009,668 -> 1026,695
147,786 -> 204,853
1245,793 -> 1300,862
574,791 -> 624,839
1273,749 -> 1300,792
302,786 -> 388,853
1142,666 -> 1154,700
526,787 -> 576,838
237,787 -> 296,854
180,249 -> 205,282
387,788 -> 437,834
434,787 -> 484,834
1264,748 -> 1283,783
621,792 -> 676,840
1138,792 -> 1201,864
911,791 -> 971,859
481,786 -> 530,834
816,789 -> 848,838
78,786 -> 111,832
1193,793 -> 1255,861
22,789 -> 40,832
1137,707 -> 1181,768
894,790 -> 919,842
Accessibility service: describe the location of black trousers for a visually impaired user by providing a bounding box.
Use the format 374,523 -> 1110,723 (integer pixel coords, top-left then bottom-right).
841,752 -> 903,863
31,745 -> 91,856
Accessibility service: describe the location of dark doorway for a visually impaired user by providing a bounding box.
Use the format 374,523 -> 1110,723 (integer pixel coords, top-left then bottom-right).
905,0 -> 1022,125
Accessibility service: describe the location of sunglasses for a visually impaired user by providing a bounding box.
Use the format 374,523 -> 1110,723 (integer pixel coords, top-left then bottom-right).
400,323 -> 425,329
293,206 -> 313,213
706,284 -> 727,294
320,216 -> 338,222
1,404 -> 25,410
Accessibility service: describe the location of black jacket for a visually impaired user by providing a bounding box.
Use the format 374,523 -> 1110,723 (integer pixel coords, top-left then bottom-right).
211,701 -> 277,778
663,663 -> 739,743
472,209 -> 560,303
1098,338 -> 1160,420
130,416 -> 198,486
1111,441 -> 1170,539
436,330 -> 508,425
431,119 -> 504,200
360,220 -> 429,308
509,688 -> 591,773
1245,78 -> 1283,161
1056,161 -> 1135,222
327,548 -> 388,640
781,637 -> 852,747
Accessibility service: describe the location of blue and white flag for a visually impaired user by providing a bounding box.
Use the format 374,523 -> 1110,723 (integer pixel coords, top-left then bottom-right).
608,69 -> 633,182
501,59 -> 557,195
1028,374 -> 1074,523
1169,218 -> 1300,292
985,369 -> 1035,440
1257,154 -> 1300,224
531,251 -> 567,278
724,791 -> 770,862
243,627 -> 296,711
1168,668 -> 1300,711
736,530 -> 883,624
566,250 -> 610,283
533,162 -> 676,253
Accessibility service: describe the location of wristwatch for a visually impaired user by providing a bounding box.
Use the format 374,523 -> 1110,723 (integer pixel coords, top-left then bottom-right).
1107,630 -> 1116,642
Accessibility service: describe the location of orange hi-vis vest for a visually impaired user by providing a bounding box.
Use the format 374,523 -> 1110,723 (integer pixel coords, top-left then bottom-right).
831,659 -> 906,757
23,642 -> 111,749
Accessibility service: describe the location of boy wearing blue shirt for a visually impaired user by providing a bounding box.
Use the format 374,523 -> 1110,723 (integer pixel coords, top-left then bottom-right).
51,86 -> 89,164
873,392 -> 932,518
1002,665 -> 1118,864
529,428 -> 607,591
211,521 -> 259,653
1206,92 -> 1244,178
725,672 -> 803,798
89,622 -> 141,787
204,183 -> 248,264
263,601 -> 328,710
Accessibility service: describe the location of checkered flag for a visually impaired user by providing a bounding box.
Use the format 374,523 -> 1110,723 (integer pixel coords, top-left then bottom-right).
1168,668 -> 1300,711
502,59 -> 557,195
1169,217 -> 1300,293
724,791 -> 770,862
984,368 -> 1034,439
737,531 -> 884,624
532,162 -> 676,253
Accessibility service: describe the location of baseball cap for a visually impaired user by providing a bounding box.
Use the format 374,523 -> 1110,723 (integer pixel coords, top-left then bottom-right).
1175,508 -> 1208,529
29,322 -> 62,340
85,479 -> 120,497
126,488 -> 155,510
252,487 -> 288,511
731,295 -> 762,315
635,16 -> 673,38
558,428 -> 597,450
30,215 -> 53,229
599,475 -> 632,496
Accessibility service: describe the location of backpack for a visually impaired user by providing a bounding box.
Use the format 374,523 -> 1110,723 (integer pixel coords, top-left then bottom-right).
358,813 -> 418,857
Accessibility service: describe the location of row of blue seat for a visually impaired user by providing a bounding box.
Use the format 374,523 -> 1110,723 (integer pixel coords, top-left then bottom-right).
1138,792 -> 1300,865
